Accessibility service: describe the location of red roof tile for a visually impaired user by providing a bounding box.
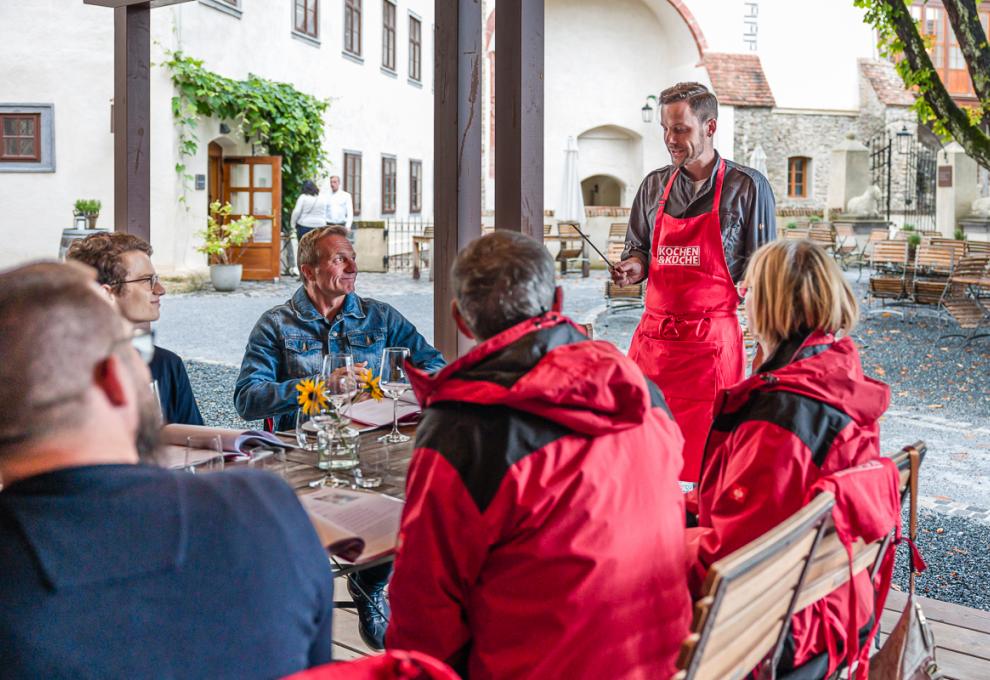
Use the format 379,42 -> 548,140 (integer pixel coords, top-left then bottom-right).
859,59 -> 915,107
703,53 -> 776,108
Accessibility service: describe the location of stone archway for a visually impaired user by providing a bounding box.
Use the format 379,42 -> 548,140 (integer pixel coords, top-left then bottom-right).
582,174 -> 626,207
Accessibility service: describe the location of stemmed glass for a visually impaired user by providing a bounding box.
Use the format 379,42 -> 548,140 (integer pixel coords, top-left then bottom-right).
378,347 -> 411,444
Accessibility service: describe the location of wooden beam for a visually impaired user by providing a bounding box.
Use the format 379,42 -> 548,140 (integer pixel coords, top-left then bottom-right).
433,0 -> 483,360
113,3 -> 151,240
494,0 -> 544,240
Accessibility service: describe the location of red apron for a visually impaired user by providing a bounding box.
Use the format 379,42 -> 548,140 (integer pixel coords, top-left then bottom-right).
628,160 -> 744,481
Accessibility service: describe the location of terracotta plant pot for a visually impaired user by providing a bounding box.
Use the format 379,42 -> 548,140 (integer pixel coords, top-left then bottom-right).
86,214 -> 99,229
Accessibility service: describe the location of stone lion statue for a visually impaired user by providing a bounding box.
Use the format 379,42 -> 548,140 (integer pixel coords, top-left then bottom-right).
970,196 -> 990,218
846,185 -> 882,217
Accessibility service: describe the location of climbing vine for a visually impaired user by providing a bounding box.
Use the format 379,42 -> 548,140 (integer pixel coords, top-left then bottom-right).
163,51 -> 330,231
854,0 -> 990,169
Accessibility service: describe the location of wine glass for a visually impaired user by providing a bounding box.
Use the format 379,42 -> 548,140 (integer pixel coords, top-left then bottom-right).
378,347 -> 411,444
325,370 -> 358,423
184,435 -> 224,474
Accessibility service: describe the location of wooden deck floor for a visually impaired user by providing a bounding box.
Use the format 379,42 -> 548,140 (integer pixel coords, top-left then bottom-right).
330,586 -> 990,678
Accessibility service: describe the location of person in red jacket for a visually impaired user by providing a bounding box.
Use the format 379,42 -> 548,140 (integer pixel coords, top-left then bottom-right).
388,231 -> 691,680
685,239 -> 891,678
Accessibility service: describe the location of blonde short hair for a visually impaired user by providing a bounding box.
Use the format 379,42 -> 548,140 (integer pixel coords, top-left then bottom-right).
744,239 -> 858,349
297,226 -> 350,280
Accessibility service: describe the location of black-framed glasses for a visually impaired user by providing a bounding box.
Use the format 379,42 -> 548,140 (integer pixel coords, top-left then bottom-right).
117,274 -> 161,290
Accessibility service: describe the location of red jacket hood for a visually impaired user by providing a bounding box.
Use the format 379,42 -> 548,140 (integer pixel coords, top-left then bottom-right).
720,331 -> 890,426
407,313 -> 658,437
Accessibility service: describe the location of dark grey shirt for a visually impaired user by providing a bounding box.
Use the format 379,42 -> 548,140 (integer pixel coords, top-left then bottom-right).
622,153 -> 777,282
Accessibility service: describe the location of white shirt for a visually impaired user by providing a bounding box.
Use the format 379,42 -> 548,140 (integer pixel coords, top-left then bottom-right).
291,193 -> 331,229
326,189 -> 354,231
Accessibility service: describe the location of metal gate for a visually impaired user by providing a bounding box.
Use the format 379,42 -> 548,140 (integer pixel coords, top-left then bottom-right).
385,218 -> 432,272
866,132 -> 937,230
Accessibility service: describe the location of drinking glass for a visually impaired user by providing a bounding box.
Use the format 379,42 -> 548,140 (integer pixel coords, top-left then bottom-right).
353,446 -> 388,489
325,371 -> 358,424
184,435 -> 224,474
378,347 -> 411,444
322,353 -> 355,384
296,406 -> 332,453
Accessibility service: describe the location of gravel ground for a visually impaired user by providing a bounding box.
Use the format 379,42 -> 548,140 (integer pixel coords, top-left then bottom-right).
173,267 -> 989,612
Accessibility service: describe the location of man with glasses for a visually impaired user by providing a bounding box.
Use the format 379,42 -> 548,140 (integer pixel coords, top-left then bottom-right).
0,261 -> 334,678
67,232 -> 204,425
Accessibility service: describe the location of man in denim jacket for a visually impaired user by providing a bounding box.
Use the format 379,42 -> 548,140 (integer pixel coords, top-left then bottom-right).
234,226 -> 445,649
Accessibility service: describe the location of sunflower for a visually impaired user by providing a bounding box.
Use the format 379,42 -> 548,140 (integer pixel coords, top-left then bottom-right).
357,368 -> 385,402
296,377 -> 329,415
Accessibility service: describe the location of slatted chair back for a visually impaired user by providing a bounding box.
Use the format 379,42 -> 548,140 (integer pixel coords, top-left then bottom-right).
965,240 -> 990,256
808,226 -> 835,251
914,243 -> 955,275
940,256 -> 990,330
673,493 -> 835,680
544,223 -> 554,237
833,224 -> 858,256
606,241 -> 625,262
482,224 -> 495,235
783,228 -> 810,241
871,240 -> 909,269
608,222 -> 628,241
790,443 -> 923,616
929,238 -> 966,266
421,225 -> 435,239
918,229 -> 941,241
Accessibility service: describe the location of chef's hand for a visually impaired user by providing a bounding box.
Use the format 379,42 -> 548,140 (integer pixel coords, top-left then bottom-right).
611,257 -> 645,287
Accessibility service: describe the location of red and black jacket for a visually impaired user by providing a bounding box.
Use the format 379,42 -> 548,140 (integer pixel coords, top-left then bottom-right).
686,330 -> 892,673
387,313 -> 691,680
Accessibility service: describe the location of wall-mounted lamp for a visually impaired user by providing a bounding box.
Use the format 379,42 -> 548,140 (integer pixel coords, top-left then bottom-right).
219,122 -> 231,134
641,95 -> 659,123
895,124 -> 912,155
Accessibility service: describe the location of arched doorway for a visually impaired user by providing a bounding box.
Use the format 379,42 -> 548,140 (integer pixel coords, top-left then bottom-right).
582,175 -> 625,207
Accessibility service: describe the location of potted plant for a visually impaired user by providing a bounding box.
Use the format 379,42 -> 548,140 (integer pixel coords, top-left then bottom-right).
74,199 -> 102,229
197,200 -> 256,292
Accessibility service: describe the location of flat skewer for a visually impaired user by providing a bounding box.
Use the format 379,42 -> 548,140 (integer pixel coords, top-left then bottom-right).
566,223 -> 616,272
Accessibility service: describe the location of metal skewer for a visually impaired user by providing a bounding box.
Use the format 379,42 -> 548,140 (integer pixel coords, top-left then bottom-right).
567,223 -> 616,272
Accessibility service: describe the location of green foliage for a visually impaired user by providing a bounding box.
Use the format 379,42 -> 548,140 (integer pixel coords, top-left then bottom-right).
907,232 -> 922,248
786,221 -> 798,230
163,51 -> 329,233
854,0 -> 990,169
197,201 -> 257,266
954,227 -> 967,240
74,199 -> 102,215
809,215 -> 823,224
901,223 -> 915,232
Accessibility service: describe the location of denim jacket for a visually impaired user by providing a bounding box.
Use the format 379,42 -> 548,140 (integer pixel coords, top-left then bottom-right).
234,287 -> 446,431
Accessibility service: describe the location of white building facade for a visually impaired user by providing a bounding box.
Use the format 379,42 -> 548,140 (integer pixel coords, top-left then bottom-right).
0,0 -> 434,272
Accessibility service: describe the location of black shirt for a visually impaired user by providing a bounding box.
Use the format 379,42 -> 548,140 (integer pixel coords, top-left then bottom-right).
622,152 -> 778,283
150,345 -> 204,426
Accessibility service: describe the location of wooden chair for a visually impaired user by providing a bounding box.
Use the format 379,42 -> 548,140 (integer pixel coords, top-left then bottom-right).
673,493 -> 836,680
911,243 -> 955,309
868,240 -> 911,312
555,222 -> 590,277
412,225 -> 435,281
936,256 -> 990,345
833,224 -> 859,265
965,240 -> 990,257
808,225 -> 835,254
928,238 -> 966,267
608,222 -> 627,243
783,228 -> 810,241
778,442 -> 924,678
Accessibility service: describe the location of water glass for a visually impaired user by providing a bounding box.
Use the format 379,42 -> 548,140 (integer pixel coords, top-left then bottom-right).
184,435 -> 224,474
353,446 -> 388,489
296,407 -> 332,452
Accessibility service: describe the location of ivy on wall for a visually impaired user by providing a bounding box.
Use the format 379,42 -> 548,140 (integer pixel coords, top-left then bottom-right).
163,51 -> 329,233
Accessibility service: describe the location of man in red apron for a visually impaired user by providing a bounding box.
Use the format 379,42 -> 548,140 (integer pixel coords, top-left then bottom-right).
614,82 -> 776,481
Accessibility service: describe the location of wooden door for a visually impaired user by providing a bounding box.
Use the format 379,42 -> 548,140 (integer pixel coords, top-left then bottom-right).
223,156 -> 281,280
208,142 -> 223,206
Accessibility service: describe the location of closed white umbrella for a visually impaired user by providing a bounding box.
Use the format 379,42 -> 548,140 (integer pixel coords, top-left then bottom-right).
748,144 -> 768,177
557,136 -> 586,225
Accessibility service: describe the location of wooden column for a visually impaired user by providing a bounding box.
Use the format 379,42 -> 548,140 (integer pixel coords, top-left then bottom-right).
433,0 -> 483,360
113,3 -> 151,240
494,0 -> 544,240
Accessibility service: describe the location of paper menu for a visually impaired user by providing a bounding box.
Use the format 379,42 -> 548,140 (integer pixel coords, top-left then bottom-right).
299,487 -> 404,563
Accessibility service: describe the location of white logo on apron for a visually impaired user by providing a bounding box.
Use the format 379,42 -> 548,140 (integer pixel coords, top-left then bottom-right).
656,245 -> 700,266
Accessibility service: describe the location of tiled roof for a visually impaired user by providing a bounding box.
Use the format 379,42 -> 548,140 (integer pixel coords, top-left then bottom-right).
859,59 -> 915,106
703,53 -> 776,108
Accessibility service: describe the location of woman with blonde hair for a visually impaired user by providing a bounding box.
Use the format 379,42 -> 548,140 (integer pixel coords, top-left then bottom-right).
685,239 -> 891,678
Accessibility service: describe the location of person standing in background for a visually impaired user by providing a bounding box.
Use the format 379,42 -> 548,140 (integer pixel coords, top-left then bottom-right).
326,175 -> 354,242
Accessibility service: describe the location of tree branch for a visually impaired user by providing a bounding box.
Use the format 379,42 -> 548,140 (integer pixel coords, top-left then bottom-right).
941,0 -> 990,115
886,1 -> 990,168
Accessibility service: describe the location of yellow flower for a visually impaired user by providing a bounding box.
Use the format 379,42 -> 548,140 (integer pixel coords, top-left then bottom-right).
296,378 -> 328,415
357,368 -> 385,401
